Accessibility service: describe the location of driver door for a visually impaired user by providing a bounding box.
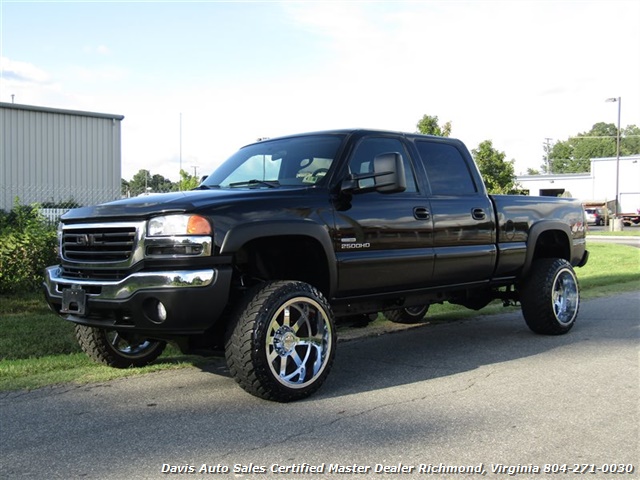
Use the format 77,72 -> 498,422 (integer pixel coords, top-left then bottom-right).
333,135 -> 435,296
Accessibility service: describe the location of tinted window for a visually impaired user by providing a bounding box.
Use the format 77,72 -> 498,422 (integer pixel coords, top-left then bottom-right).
415,141 -> 477,195
348,137 -> 418,193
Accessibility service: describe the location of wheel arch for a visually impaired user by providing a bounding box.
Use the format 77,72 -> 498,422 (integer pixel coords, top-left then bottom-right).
522,221 -> 572,277
220,221 -> 336,297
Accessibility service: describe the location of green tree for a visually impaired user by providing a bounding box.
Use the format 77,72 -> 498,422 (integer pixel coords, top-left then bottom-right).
416,114 -> 452,137
545,122 -> 640,174
547,141 -> 575,173
127,169 -> 151,196
126,170 -> 176,196
0,200 -> 57,293
621,125 -> 640,155
472,140 -> 518,194
121,178 -> 130,197
178,169 -> 200,191
151,174 -> 174,193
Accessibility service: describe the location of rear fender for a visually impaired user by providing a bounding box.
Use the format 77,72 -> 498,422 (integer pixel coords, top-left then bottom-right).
522,221 -> 572,277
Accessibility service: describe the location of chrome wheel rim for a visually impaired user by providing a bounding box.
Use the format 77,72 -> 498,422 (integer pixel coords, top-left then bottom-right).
106,331 -> 158,359
552,268 -> 579,325
266,296 -> 332,389
404,305 -> 427,318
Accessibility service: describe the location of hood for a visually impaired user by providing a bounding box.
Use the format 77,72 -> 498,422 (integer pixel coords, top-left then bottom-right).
61,188 -> 300,222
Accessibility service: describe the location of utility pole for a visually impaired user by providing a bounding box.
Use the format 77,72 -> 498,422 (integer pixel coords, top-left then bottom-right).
179,113 -> 183,190
606,97 -> 621,217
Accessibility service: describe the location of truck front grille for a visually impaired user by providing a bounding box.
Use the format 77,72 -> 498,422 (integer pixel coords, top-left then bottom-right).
60,221 -> 145,270
62,227 -> 137,262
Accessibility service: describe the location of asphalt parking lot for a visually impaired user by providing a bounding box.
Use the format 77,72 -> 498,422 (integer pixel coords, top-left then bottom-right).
1,292 -> 638,480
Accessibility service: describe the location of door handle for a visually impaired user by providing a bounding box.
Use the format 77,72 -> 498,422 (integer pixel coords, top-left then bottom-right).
472,208 -> 486,220
413,207 -> 430,220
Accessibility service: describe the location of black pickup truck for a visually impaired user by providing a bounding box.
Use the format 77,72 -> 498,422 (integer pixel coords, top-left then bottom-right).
43,129 -> 588,401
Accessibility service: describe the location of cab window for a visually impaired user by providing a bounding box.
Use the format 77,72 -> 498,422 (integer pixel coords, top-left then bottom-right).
415,141 -> 477,195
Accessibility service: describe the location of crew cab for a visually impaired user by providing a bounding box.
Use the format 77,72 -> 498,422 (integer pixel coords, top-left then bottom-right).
43,129 -> 589,401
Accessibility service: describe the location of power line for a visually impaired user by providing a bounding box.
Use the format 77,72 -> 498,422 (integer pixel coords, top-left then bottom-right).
567,135 -> 640,139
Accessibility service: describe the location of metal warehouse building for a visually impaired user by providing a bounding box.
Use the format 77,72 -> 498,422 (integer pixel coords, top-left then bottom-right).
0,102 -> 124,212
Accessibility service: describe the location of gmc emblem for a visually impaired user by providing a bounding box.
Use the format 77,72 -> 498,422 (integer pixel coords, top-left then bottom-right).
75,234 -> 104,246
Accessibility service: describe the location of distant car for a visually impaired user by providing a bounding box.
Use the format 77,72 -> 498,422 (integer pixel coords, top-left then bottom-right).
584,208 -> 605,226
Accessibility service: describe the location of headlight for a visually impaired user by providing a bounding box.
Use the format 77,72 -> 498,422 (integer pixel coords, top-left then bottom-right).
147,214 -> 212,236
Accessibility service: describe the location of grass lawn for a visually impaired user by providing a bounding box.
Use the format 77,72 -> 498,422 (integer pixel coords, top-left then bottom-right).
1,242 -> 638,392
587,225 -> 640,236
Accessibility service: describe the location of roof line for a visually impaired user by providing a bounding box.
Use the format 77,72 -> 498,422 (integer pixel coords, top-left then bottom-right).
0,102 -> 124,120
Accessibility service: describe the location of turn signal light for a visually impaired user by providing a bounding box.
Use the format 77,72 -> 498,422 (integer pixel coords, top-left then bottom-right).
187,215 -> 212,235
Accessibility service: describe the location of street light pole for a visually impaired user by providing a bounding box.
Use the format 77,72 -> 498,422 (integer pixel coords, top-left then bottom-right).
605,97 -> 621,217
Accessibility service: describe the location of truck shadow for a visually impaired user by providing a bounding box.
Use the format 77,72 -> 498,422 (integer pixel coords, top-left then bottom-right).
192,296 -> 637,401
313,302 -> 637,400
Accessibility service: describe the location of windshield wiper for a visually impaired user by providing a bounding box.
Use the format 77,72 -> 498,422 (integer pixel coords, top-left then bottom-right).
192,184 -> 220,190
228,179 -> 280,188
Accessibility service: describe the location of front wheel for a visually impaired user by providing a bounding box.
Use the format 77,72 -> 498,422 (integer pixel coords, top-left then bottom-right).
75,325 -> 167,368
519,258 -> 580,335
225,281 -> 336,402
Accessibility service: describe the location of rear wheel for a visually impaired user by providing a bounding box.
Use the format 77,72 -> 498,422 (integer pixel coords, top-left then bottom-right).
75,325 -> 166,368
520,258 -> 580,335
225,281 -> 336,402
383,305 -> 429,324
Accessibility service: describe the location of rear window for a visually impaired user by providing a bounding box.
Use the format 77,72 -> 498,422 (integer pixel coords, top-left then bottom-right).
415,141 -> 477,195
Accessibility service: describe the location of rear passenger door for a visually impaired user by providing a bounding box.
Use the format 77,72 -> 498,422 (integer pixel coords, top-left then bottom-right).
413,139 -> 496,285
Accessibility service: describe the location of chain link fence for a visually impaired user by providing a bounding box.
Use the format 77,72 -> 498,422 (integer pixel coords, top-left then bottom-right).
1,181 -> 192,225
1,184 -> 120,218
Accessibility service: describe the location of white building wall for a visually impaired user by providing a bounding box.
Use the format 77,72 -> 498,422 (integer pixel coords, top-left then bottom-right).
0,102 -> 124,212
590,156 -> 640,213
516,172 -> 593,199
516,155 -> 640,214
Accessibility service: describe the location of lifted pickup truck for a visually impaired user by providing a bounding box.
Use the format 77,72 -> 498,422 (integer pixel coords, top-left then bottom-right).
44,129 -> 589,401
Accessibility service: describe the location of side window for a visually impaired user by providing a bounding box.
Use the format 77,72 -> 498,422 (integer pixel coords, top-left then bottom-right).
348,137 -> 418,193
415,141 -> 477,195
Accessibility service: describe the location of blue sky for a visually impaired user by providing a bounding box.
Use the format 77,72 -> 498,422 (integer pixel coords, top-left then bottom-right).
2,0 -> 639,181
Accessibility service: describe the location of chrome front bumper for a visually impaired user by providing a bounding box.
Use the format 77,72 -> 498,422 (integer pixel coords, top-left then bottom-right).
44,266 -> 216,301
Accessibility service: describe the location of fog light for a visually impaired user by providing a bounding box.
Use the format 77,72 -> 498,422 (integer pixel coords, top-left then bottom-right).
157,302 -> 167,322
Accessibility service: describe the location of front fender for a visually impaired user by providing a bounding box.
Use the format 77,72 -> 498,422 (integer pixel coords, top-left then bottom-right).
220,220 -> 338,296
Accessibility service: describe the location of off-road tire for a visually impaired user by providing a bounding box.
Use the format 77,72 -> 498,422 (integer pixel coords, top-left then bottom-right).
383,305 -> 429,324
520,258 -> 580,335
75,325 -> 166,368
225,281 -> 336,402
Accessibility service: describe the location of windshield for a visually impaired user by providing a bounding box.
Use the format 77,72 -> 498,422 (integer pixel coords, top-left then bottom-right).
202,134 -> 345,188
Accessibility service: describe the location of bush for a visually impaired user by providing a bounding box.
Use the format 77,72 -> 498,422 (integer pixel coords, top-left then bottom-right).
0,202 -> 58,294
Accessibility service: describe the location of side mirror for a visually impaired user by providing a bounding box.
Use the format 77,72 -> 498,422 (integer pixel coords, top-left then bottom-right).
341,152 -> 407,194
373,152 -> 406,193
